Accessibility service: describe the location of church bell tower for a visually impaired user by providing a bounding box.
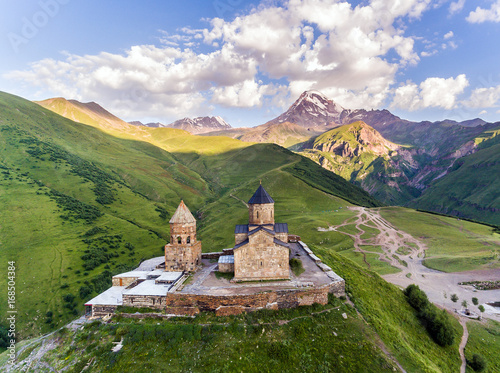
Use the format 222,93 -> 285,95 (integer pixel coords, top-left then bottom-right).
164,200 -> 202,272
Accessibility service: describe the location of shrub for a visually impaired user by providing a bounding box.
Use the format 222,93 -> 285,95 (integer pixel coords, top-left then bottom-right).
472,297 -> 478,306
451,294 -> 459,303
79,286 -> 93,299
404,284 -> 429,310
289,258 -> 305,276
468,353 -> 487,372
404,285 -> 455,346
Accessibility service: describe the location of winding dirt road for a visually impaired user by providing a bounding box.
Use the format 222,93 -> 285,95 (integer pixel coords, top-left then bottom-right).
320,206 -> 500,373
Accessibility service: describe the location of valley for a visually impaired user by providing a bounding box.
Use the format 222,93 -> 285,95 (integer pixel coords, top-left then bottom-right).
0,89 -> 498,373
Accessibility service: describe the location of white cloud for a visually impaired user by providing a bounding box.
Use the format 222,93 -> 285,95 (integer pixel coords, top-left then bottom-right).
467,0 -> 500,23
391,74 -> 469,110
479,110 -> 487,115
421,50 -> 438,57
464,85 -> 500,108
6,0 -> 436,120
444,31 -> 454,39
449,0 -> 465,15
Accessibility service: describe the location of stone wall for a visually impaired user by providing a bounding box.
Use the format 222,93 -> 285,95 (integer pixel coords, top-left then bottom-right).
164,284 -> 333,316
201,252 -> 223,260
91,305 -> 118,318
122,294 -> 166,309
112,276 -> 138,287
249,203 -> 274,225
165,240 -> 201,272
218,262 -> 234,273
234,229 -> 289,281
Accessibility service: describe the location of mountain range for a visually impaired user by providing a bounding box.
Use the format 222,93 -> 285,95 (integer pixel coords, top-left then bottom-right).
39,91 -> 498,225
129,116 -> 231,134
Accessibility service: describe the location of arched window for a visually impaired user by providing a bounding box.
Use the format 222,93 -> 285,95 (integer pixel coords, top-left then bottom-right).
177,236 -> 182,244
187,236 -> 191,244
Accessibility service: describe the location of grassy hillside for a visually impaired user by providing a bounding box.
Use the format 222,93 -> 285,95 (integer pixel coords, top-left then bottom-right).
0,91 -> 379,338
464,320 -> 500,373
409,138 -> 500,226
0,252 -> 463,373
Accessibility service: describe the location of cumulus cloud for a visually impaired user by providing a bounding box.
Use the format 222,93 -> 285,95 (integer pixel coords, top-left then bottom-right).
449,0 -> 465,15
444,31 -> 454,39
467,0 -> 500,23
464,85 -> 500,108
391,74 -> 469,110
6,0 -> 435,121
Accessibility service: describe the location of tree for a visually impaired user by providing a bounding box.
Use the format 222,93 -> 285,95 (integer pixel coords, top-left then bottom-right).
451,294 -> 459,303
472,297 -> 478,306
462,300 -> 468,309
478,305 -> 485,313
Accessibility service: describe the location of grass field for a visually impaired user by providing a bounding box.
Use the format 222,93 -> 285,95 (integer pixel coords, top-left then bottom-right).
379,207 -> 500,272
465,320 -> 500,373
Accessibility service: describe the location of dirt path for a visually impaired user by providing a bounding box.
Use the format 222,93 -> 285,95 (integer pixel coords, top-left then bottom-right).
458,318 -> 469,373
320,207 -> 500,320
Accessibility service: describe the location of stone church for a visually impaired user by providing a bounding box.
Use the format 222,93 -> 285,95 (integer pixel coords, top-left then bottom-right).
164,200 -> 202,272
231,184 -> 291,281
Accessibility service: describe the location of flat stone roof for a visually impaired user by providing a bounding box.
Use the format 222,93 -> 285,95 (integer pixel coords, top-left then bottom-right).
124,280 -> 171,296
156,271 -> 183,283
85,286 -> 125,306
112,271 -> 150,279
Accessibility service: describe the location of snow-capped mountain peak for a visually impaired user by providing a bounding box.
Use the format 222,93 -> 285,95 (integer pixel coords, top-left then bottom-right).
269,90 -> 346,128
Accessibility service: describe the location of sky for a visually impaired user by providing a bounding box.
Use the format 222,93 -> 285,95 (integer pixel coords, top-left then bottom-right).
1,0 -> 500,127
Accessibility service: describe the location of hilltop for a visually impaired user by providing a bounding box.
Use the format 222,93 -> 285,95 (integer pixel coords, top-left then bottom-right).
0,91 -> 378,338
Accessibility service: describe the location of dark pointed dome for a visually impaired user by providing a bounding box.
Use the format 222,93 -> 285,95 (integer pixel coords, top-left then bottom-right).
248,185 -> 274,204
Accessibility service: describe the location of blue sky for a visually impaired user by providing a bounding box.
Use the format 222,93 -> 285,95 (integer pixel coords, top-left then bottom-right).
2,0 -> 500,127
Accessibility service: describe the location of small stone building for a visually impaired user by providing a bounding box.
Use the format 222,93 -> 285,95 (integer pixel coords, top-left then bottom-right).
232,184 -> 290,281
164,200 -> 201,272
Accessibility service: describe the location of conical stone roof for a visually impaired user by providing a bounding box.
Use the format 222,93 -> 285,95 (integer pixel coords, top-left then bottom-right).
248,184 -> 274,204
169,200 -> 196,224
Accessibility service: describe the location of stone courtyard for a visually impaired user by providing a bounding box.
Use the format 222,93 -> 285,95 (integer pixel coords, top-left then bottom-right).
181,242 -> 335,296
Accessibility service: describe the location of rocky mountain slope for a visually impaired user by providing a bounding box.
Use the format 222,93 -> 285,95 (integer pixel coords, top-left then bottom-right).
301,121 -> 421,205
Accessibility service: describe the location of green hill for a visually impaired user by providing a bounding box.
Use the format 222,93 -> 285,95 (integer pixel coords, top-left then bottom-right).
0,91 -> 379,338
409,137 -> 500,225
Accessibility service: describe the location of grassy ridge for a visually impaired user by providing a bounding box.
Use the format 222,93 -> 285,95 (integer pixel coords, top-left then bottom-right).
314,248 -> 463,372
0,91 -> 381,338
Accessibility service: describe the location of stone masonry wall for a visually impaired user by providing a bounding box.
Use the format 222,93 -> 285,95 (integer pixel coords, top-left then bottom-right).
234,230 -> 289,281
165,240 -> 201,272
122,294 -> 166,309
164,284 -> 333,316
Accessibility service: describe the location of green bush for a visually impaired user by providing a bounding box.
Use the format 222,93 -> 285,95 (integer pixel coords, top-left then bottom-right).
404,285 -> 455,346
468,353 -> 487,372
